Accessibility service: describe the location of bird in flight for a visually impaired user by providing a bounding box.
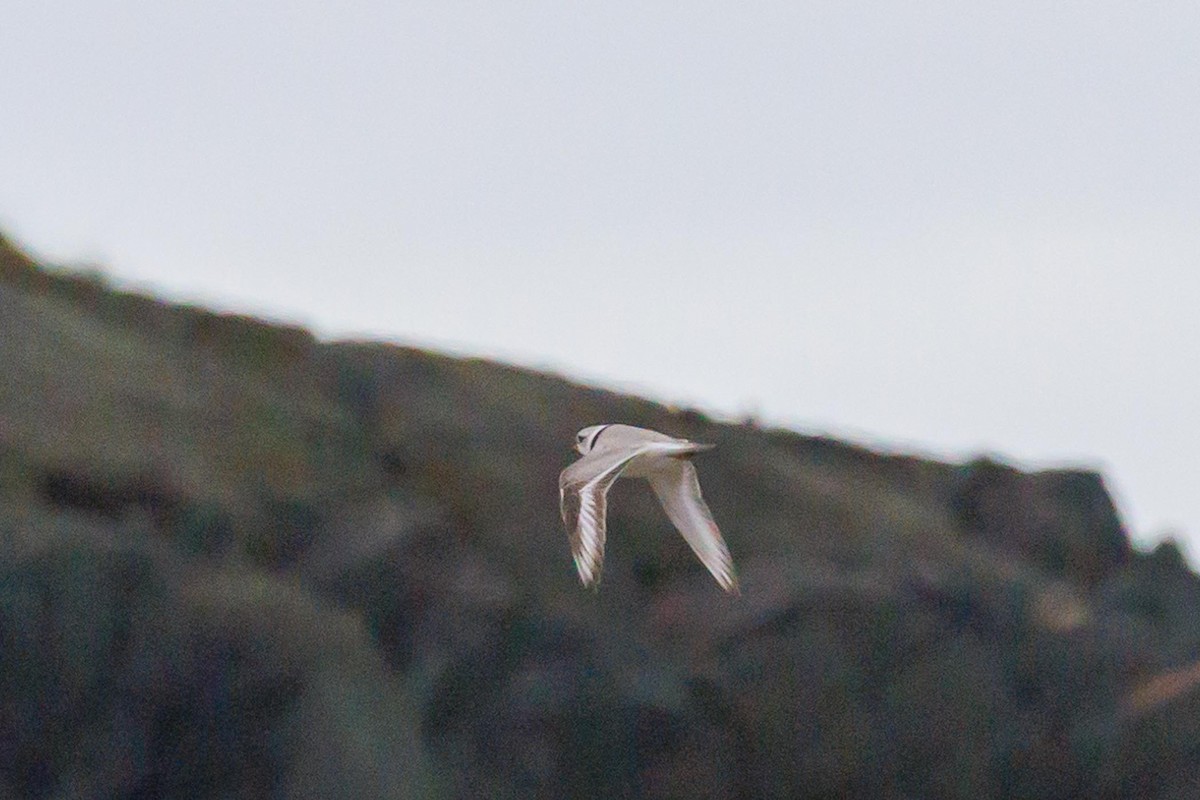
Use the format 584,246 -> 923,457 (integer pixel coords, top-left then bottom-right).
558,424 -> 738,593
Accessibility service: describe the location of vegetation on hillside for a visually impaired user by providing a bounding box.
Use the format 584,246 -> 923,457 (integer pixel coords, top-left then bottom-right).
2,232 -> 1198,798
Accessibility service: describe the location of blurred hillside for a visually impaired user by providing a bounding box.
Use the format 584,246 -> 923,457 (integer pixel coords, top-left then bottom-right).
2,232 -> 1200,799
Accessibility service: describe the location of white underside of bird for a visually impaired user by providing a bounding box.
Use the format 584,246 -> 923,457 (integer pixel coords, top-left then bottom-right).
558,423 -> 738,593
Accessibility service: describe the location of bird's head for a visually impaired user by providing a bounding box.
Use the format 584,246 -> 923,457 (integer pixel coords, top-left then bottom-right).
574,424 -> 609,454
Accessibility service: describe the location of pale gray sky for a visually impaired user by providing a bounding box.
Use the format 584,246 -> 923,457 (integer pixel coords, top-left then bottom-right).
3,2 -> 1198,557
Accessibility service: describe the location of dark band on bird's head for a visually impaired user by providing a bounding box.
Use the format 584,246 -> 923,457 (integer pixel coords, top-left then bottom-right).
587,424 -> 611,451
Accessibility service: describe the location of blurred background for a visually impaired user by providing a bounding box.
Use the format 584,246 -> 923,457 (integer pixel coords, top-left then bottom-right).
2,3 -> 1200,798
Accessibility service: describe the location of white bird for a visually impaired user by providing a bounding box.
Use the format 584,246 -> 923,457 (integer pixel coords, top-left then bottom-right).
558,424 -> 738,593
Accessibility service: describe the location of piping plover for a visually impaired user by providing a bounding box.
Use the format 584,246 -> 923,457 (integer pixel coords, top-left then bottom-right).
559,424 -> 738,593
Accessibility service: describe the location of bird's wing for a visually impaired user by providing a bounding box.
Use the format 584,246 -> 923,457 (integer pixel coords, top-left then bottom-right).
647,458 -> 739,593
559,447 -> 646,587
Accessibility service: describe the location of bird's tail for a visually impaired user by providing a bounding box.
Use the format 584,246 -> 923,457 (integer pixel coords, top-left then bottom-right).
670,442 -> 715,458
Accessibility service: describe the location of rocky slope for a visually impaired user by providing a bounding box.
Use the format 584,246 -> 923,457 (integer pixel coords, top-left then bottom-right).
2,233 -> 1198,799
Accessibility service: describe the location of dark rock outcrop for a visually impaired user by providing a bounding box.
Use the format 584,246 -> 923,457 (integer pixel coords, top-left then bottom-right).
950,458 -> 1132,586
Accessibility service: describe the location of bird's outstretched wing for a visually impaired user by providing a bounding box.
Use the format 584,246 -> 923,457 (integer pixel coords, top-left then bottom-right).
559,447 -> 645,587
647,458 -> 739,593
